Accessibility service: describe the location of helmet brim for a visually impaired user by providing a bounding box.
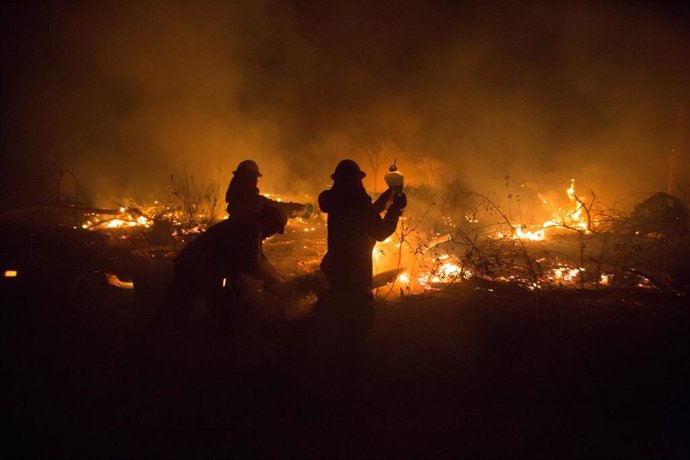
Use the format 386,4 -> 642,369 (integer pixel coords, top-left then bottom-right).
233,169 -> 262,177
331,170 -> 366,180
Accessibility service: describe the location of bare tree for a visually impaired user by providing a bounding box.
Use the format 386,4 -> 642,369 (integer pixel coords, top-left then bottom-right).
168,158 -> 223,226
364,141 -> 388,193
363,140 -> 407,193
418,154 -> 444,189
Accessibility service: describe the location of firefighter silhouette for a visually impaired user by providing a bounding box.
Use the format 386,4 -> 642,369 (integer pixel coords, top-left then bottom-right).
317,159 -> 407,363
155,205 -> 288,333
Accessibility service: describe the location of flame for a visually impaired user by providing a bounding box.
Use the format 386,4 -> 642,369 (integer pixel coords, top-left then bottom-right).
566,178 -> 576,202
439,262 -> 462,278
75,179 -> 631,297
549,266 -> 583,283
497,178 -> 592,242
417,257 -> 469,287
82,208 -> 153,231
563,178 -> 590,232
514,226 -> 546,241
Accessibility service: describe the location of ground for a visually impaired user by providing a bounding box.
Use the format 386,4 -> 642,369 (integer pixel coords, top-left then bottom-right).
2,272 -> 688,458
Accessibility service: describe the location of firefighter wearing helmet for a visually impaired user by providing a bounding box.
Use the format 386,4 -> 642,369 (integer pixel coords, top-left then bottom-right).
235,160 -> 262,177
225,159 -> 310,219
317,159 -> 407,364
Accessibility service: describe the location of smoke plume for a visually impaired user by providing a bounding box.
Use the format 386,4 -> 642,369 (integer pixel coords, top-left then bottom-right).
1,0 -> 688,208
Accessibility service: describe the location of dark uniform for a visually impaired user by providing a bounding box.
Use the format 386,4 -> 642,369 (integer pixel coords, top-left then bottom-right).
317,160 -> 406,362
157,207 -> 286,332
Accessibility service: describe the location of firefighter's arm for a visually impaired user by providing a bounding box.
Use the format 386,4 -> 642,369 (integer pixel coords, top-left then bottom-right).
268,198 -> 310,218
367,193 -> 406,241
237,223 -> 292,297
372,189 -> 394,214
257,254 -> 296,297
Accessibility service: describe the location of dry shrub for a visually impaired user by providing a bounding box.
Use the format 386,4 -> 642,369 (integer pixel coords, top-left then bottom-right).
168,164 -> 223,226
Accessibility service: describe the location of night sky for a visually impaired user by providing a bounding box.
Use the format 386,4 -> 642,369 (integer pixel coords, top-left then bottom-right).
1,0 -> 688,207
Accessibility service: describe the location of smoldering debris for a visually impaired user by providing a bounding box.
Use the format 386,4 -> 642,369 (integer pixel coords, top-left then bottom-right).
2,184 -> 687,321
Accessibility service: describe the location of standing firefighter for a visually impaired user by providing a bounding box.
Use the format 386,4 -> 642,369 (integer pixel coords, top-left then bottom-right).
156,205 -> 288,333
225,159 -> 310,219
318,159 -> 407,362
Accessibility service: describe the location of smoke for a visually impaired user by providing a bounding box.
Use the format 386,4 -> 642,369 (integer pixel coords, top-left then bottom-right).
1,0 -> 688,208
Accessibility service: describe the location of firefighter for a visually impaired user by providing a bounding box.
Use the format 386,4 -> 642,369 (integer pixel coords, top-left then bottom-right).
155,205 -> 289,333
225,159 -> 265,217
317,159 -> 407,362
225,159 -> 309,219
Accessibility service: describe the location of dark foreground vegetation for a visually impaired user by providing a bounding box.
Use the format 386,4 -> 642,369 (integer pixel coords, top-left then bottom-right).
2,271 -> 688,458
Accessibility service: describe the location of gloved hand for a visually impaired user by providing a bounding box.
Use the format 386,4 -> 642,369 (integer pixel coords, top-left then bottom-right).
301,203 -> 314,219
392,192 -> 407,210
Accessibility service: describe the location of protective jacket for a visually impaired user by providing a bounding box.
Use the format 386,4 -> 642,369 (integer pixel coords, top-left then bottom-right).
225,173 -> 266,217
319,186 -> 402,288
175,217 -> 279,284
225,174 -> 307,219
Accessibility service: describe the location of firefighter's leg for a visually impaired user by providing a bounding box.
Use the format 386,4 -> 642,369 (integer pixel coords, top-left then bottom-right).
141,266 -> 200,391
203,278 -> 237,335
151,265 -> 199,335
340,288 -> 375,365
229,272 -> 256,319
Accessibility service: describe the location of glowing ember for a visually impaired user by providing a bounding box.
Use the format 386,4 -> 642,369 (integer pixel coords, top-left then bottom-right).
71,179 -> 658,298
417,256 -> 469,288
82,208 -> 153,231
105,273 -> 134,289
637,279 -> 654,289
549,266 -> 583,283
4,270 -> 18,278
439,262 -> 462,278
